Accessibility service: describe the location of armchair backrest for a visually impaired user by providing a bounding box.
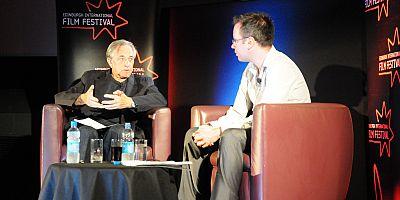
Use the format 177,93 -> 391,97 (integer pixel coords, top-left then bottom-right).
251,103 -> 353,200
190,105 -> 229,127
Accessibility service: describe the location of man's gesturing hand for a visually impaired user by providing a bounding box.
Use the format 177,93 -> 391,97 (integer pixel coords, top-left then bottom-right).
75,85 -> 103,108
102,90 -> 134,110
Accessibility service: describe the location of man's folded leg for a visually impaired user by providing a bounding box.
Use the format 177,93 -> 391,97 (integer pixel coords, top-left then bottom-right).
179,127 -> 217,200
211,128 -> 247,200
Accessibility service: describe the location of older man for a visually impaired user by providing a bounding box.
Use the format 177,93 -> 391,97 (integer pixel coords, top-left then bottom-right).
55,39 -> 166,162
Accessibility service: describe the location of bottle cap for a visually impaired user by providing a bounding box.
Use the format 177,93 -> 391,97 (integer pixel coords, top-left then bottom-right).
71,121 -> 77,127
124,122 -> 131,129
112,161 -> 121,165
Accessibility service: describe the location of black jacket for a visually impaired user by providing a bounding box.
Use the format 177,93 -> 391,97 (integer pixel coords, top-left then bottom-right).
55,69 -> 167,124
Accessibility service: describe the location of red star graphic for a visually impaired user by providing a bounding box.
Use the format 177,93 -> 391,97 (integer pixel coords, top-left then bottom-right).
378,70 -> 400,88
134,51 -> 159,80
377,27 -> 400,87
369,101 -> 394,157
364,0 -> 389,22
387,26 -> 399,52
85,0 -> 128,40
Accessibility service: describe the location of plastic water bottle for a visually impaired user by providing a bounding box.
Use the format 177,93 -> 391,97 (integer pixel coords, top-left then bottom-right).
66,121 -> 80,163
121,123 -> 134,161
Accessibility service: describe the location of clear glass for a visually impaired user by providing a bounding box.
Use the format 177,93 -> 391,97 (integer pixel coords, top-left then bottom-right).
134,139 -> 147,161
90,139 -> 103,163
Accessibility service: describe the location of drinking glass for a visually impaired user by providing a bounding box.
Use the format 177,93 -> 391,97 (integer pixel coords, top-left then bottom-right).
134,139 -> 147,161
111,138 -> 122,165
90,139 -> 103,163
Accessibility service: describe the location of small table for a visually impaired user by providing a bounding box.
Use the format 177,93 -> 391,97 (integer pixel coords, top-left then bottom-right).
39,163 -> 178,200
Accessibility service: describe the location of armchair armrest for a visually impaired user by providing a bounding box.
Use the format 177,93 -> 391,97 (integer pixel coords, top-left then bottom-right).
190,105 -> 230,128
147,107 -> 171,161
40,104 -> 64,186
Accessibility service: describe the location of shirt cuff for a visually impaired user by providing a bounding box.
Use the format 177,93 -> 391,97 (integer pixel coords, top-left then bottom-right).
131,98 -> 136,108
208,120 -> 219,128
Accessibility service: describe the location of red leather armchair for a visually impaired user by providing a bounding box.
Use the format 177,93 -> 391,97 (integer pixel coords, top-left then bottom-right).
191,103 -> 353,200
40,104 -> 171,185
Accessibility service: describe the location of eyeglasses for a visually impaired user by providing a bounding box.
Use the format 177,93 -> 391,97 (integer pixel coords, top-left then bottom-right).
114,56 -> 135,64
232,37 -> 250,45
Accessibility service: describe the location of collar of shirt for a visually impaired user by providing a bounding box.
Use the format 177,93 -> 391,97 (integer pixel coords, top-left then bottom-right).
248,45 -> 277,85
260,45 -> 277,71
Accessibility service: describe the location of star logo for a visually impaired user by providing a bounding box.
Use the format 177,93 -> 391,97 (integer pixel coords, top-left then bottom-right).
377,26 -> 400,87
61,0 -> 128,40
365,0 -> 389,21
368,101 -> 394,157
132,51 -> 159,80
378,70 -> 400,88
387,26 -> 399,52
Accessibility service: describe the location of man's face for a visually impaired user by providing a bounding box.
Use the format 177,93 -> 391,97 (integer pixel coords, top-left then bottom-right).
107,44 -> 136,81
231,23 -> 249,62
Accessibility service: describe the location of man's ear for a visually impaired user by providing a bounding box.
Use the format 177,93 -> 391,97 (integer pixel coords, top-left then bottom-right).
107,57 -> 113,67
247,37 -> 256,50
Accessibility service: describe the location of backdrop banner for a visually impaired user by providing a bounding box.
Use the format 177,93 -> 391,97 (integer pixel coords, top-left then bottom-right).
365,0 -> 400,199
56,0 -> 165,92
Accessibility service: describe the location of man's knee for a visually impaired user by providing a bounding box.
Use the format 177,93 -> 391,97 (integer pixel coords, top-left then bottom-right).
184,127 -> 198,144
107,124 -> 124,137
78,126 -> 98,139
219,128 -> 246,151
184,127 -> 203,159
220,129 -> 244,142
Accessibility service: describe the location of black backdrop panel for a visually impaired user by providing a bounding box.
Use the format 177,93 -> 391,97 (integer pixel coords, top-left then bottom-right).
56,0 -> 167,94
365,0 -> 400,198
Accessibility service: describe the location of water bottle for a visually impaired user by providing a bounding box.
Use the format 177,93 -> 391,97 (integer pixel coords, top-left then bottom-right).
121,122 -> 134,161
67,121 -> 80,163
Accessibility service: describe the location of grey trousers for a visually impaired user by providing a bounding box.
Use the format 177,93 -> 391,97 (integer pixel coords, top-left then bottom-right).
178,127 -> 249,200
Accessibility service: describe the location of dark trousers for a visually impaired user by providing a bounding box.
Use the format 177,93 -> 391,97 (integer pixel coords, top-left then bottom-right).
78,124 -> 145,163
178,127 -> 251,200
